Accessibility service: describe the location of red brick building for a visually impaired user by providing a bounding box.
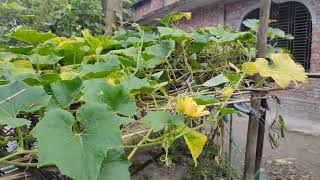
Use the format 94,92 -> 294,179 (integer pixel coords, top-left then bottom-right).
134,0 -> 320,133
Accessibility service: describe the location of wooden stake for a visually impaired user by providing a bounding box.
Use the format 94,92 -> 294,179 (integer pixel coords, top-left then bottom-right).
227,114 -> 233,180
255,99 -> 267,180
243,0 -> 271,180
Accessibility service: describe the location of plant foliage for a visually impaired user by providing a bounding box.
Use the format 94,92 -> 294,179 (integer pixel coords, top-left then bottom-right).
0,12 -> 307,180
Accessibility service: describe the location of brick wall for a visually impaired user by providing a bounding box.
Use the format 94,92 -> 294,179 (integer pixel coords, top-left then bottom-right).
178,5 -> 223,29
134,0 -> 164,20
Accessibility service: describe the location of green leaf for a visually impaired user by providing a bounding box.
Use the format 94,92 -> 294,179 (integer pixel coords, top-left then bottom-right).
170,114 -> 185,126
0,81 -> 51,126
0,52 -> 28,61
242,19 -> 293,39
40,73 -> 62,85
158,27 -> 192,42
139,111 -> 172,131
83,79 -> 137,116
205,27 -> 249,43
28,54 -> 63,65
82,29 -> 119,53
110,47 -> 138,59
219,107 -> 238,115
139,112 -> 182,131
98,149 -> 130,180
242,19 -> 259,31
10,28 -> 56,46
50,77 -> 82,108
0,117 -> 30,128
57,37 -> 90,65
0,61 -> 38,82
142,40 -> 175,68
0,45 -> 33,54
80,61 -> 120,80
193,95 -> 219,105
202,74 -> 229,87
32,103 -> 123,180
120,76 -> 151,93
224,73 -> 241,85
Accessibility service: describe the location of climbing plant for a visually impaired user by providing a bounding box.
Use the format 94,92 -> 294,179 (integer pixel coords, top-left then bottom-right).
0,13 -> 307,180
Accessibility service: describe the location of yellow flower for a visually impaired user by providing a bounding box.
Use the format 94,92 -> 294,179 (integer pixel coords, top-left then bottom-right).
221,87 -> 234,99
107,78 -> 116,85
177,97 -> 210,118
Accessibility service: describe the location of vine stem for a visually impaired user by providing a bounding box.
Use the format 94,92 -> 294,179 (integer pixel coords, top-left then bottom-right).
0,149 -> 37,163
16,127 -> 24,149
127,129 -> 152,160
124,141 -> 162,149
2,160 -> 38,168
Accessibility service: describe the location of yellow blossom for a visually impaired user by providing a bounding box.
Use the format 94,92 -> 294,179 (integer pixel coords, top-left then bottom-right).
177,97 -> 210,118
221,87 -> 234,99
107,78 -> 116,85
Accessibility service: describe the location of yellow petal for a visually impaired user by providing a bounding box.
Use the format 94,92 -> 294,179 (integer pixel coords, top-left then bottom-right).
184,129 -> 207,166
197,110 -> 211,117
221,87 -> 234,99
184,101 -> 199,117
177,97 -> 185,112
241,62 -> 258,76
107,78 -> 116,86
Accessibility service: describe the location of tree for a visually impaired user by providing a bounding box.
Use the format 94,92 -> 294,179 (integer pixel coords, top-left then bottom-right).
102,0 -> 123,36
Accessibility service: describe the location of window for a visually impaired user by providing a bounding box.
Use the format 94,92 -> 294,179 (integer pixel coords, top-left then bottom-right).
240,1 -> 312,70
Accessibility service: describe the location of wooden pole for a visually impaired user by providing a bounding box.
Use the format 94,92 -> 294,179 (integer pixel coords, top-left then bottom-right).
227,114 -> 233,180
254,99 -> 267,180
243,0 -> 271,179
102,0 -> 123,36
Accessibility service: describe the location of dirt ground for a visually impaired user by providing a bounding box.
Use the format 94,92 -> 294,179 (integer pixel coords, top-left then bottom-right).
231,116 -> 320,179
131,114 -> 320,180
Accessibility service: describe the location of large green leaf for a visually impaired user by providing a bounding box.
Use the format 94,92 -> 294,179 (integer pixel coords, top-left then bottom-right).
57,37 -> 90,65
120,76 -> 151,93
50,77 -> 82,108
142,40 -> 175,68
205,27 -> 249,43
10,28 -> 56,46
80,61 -> 120,80
0,45 -> 33,54
0,81 -> 51,126
0,52 -> 28,61
0,117 -> 30,128
83,79 -> 137,116
0,60 -> 37,81
139,112 -> 184,131
82,29 -> 119,54
158,27 -> 192,42
242,19 -> 293,39
98,149 -> 130,180
28,54 -> 63,65
32,103 -> 123,180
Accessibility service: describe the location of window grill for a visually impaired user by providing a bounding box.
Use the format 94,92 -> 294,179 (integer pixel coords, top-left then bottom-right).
240,1 -> 312,71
